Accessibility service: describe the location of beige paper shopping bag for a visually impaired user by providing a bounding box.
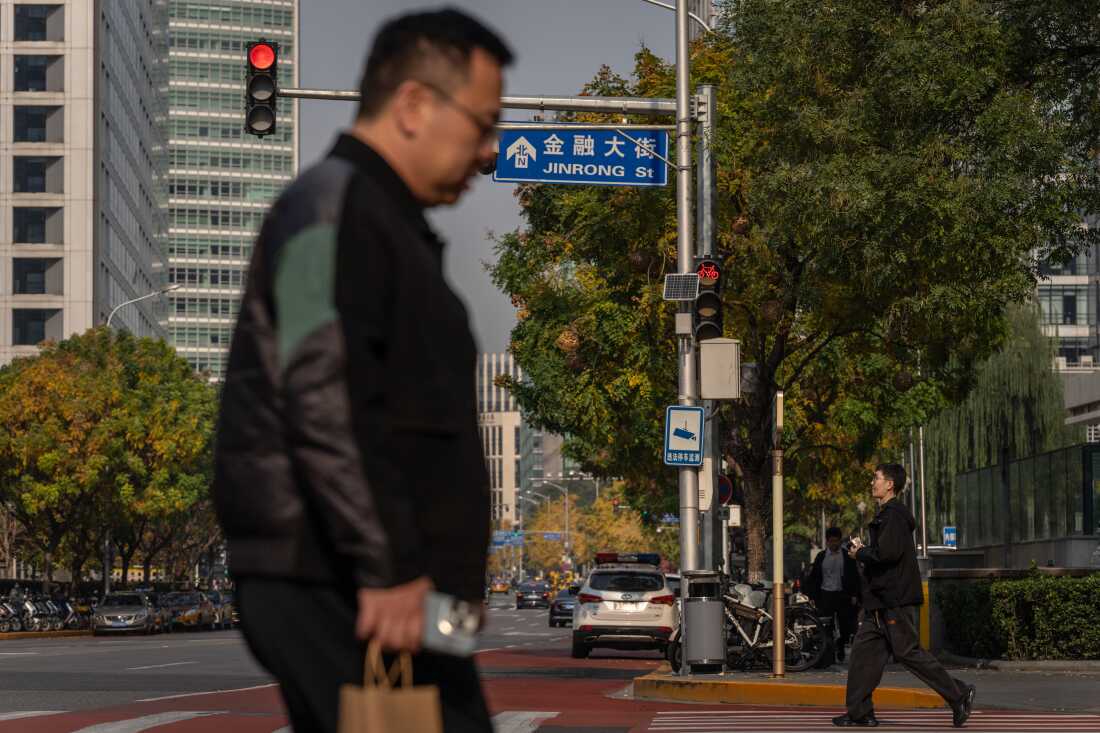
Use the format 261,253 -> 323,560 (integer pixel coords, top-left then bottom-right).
338,641 -> 442,733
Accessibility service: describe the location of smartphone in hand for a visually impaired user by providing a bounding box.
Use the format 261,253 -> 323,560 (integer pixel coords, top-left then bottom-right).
421,591 -> 479,657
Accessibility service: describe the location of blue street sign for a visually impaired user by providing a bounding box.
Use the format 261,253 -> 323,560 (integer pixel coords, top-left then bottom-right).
541,532 -> 562,541
493,128 -> 669,187
943,526 -> 957,549
660,513 -> 679,525
664,405 -> 705,466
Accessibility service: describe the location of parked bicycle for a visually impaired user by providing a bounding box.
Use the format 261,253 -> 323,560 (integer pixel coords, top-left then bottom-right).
667,579 -> 828,673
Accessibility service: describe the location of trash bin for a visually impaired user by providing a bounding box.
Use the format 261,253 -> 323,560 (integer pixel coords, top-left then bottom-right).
681,569 -> 725,674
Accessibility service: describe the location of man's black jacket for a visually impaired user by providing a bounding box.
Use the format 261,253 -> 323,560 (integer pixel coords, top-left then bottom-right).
854,498 -> 923,610
213,134 -> 490,602
803,547 -> 860,603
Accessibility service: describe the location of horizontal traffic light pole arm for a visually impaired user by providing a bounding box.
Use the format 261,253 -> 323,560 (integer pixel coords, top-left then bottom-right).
497,122 -> 675,130
276,87 -> 678,116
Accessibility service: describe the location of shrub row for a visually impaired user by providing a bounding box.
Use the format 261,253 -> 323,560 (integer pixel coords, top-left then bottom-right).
933,574 -> 1100,660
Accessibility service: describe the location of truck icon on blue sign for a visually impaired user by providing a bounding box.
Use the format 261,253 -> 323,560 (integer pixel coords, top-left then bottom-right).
672,427 -> 697,441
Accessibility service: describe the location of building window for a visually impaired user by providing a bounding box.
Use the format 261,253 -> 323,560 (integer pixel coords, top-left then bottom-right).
12,308 -> 62,345
13,258 -> 62,295
14,5 -> 64,42
14,106 -> 63,143
14,55 -> 64,92
1039,285 -> 1092,326
13,207 -> 63,243
14,156 -> 63,193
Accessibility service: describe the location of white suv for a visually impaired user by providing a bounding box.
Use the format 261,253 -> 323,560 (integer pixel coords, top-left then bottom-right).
571,553 -> 678,658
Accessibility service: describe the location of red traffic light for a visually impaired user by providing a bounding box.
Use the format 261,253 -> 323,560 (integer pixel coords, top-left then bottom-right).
249,43 -> 275,70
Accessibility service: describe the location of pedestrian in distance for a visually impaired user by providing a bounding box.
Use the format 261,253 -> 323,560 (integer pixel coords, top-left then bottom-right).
833,463 -> 976,728
803,526 -> 860,662
212,8 -> 512,732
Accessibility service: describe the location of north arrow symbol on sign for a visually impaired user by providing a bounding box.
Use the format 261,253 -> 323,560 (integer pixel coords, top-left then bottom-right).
506,136 -> 537,162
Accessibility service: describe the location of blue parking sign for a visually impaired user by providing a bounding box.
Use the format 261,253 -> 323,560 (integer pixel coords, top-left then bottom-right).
664,405 -> 704,466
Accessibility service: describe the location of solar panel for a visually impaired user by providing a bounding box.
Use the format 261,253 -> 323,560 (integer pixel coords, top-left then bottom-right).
663,273 -> 700,301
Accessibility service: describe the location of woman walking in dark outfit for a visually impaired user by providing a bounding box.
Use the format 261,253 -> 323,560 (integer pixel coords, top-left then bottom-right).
833,463 -> 976,728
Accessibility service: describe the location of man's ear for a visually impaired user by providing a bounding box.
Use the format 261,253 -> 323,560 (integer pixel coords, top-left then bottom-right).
389,80 -> 432,138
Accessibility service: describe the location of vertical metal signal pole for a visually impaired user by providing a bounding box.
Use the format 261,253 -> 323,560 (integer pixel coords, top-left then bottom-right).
676,0 -> 700,578
698,85 -> 718,570
771,391 -> 785,677
918,425 -> 929,559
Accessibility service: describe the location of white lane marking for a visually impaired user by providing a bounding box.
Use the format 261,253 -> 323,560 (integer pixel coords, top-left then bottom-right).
136,682 -> 277,702
476,647 -> 503,653
271,728 -> 292,733
0,652 -> 38,656
71,711 -> 224,733
0,711 -> 64,721
492,711 -> 559,733
126,661 -> 197,671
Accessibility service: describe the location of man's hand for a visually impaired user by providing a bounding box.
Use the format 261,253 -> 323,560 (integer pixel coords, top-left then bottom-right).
847,537 -> 863,560
356,577 -> 433,652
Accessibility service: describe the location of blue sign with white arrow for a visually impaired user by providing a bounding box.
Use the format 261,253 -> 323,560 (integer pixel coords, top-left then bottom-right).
493,128 -> 669,187
664,405 -> 705,466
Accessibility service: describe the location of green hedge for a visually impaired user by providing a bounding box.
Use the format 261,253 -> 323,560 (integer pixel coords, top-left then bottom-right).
934,574 -> 1100,660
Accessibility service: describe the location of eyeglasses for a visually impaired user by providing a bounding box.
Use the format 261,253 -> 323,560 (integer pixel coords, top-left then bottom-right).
416,79 -> 498,145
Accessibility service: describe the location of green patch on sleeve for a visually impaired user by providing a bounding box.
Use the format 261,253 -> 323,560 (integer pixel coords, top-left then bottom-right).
273,224 -> 338,371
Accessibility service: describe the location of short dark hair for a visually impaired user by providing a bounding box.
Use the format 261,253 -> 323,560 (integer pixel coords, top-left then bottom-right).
876,463 -> 906,495
358,7 -> 514,119
825,526 -> 843,540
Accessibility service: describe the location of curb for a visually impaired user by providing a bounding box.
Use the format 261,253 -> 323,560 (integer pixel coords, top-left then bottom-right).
0,630 -> 91,641
937,651 -> 1100,673
633,672 -> 945,708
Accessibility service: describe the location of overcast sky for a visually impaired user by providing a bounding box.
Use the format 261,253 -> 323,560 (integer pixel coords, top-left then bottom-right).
298,1 -> 676,353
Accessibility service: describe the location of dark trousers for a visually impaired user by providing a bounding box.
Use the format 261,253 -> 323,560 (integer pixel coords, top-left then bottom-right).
818,590 -> 857,646
237,577 -> 492,733
845,607 -> 966,720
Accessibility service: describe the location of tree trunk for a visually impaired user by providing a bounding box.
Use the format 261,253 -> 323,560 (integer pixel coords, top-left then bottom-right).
142,555 -> 154,584
743,473 -> 769,583
44,548 -> 54,593
119,548 -> 136,588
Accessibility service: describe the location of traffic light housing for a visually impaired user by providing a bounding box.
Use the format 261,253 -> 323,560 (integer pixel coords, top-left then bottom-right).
693,257 -> 723,341
245,41 -> 278,137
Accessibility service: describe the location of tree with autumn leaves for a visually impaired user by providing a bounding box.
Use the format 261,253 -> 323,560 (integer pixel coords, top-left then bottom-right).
491,1 -> 1100,578
0,328 -> 217,587
521,485 -> 678,574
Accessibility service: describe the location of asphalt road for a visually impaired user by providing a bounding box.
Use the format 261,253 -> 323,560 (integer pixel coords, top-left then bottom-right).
1,595 -> 1099,731
0,629 -> 267,712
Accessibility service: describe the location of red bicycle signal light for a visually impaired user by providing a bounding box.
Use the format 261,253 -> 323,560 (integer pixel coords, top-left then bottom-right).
249,43 -> 275,70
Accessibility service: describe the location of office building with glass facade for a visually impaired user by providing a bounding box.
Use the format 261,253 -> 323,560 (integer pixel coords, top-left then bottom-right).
478,352 -> 523,525
166,0 -> 298,378
1038,245 -> 1098,368
0,1 -> 170,365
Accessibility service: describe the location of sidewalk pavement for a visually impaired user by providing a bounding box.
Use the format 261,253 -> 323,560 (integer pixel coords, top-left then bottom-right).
634,659 -> 1100,713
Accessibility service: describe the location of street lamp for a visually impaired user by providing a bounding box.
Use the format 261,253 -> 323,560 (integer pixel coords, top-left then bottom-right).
101,282 -> 181,597
533,479 -> 572,567
106,283 -> 181,330
637,0 -> 715,34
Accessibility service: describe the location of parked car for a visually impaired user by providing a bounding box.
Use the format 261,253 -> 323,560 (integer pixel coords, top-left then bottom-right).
549,586 -> 579,627
162,591 -> 215,630
206,590 -> 234,630
515,581 -> 552,609
92,592 -> 158,636
571,552 -> 678,659
144,593 -> 174,634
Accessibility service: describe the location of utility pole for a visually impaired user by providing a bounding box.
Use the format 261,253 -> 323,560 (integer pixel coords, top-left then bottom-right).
675,0 -> 700,578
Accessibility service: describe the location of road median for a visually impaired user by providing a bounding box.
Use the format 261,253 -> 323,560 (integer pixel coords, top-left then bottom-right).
0,630 -> 91,641
634,671 -> 944,708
